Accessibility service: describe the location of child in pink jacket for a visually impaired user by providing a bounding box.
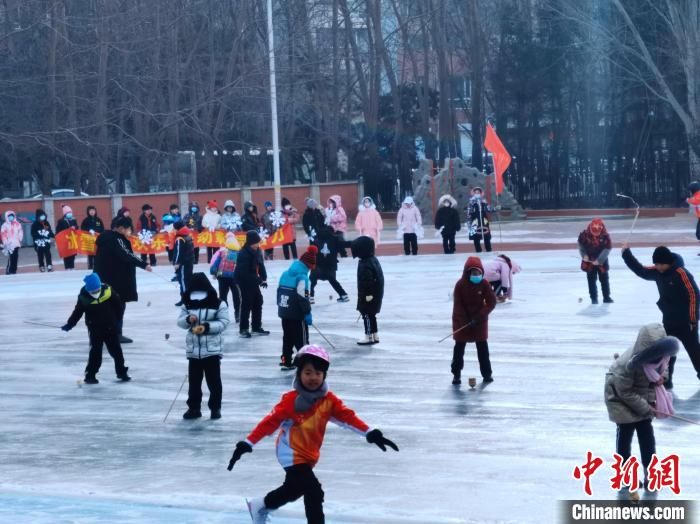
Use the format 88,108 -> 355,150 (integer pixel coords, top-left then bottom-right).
484,254 -> 522,302
397,196 -> 422,255
1,210 -> 24,274
354,196 -> 383,245
325,195 -> 348,257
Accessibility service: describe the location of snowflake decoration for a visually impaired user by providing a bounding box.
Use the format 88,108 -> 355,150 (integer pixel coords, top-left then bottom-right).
320,242 -> 331,256
270,210 -> 286,229
231,215 -> 243,230
257,227 -> 269,242
138,230 -> 154,245
308,227 -> 317,241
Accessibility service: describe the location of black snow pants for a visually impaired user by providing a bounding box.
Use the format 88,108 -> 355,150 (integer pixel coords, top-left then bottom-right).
451,340 -> 492,379
264,464 -> 325,524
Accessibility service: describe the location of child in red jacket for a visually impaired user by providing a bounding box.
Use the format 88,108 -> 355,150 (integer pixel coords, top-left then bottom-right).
227,345 -> 398,523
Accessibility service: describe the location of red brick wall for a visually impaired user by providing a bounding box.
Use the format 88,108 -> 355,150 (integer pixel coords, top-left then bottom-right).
0,199 -> 43,220
188,190 -> 243,210
121,193 -> 178,222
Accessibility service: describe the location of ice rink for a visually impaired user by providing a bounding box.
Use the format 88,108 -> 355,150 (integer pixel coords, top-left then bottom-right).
2,244 -> 699,523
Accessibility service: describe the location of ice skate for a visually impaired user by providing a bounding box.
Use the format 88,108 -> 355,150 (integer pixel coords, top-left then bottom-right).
357,334 -> 373,345
246,497 -> 270,523
337,295 -> 350,303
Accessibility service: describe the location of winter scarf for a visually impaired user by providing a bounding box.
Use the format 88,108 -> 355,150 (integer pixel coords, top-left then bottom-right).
643,356 -> 674,419
293,375 -> 329,413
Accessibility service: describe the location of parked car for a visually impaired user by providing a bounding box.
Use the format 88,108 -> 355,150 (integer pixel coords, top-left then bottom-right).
31,189 -> 89,199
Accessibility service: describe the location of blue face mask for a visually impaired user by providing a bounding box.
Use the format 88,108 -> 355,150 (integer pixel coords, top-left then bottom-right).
39,215 -> 46,221
66,213 -> 73,220
469,275 -> 483,284
8,215 -> 15,222
191,207 -> 198,213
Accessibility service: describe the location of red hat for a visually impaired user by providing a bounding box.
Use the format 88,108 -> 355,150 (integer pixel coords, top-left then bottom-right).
300,245 -> 318,269
207,200 -> 218,208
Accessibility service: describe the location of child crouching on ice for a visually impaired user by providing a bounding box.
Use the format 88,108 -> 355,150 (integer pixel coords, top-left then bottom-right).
227,345 -> 398,523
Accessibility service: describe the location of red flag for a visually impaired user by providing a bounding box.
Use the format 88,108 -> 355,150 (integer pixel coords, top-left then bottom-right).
483,123 -> 511,195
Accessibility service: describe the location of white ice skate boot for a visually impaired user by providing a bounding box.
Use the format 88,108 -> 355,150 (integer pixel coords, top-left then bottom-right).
357,334 -> 373,346
370,333 -> 379,344
246,497 -> 270,523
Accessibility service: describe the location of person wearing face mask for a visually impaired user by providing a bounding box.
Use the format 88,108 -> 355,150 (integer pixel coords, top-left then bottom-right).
61,273 -> 131,384
177,272 -> 230,420
81,206 -> 104,270
94,216 -> 152,344
397,196 -> 422,255
261,201 -> 277,261
354,196 -> 383,246
578,218 -> 613,305
31,209 -> 55,272
280,197 -> 299,260
183,202 -> 203,264
450,256 -> 497,385
467,187 -> 492,252
1,210 -> 23,274
434,194 -> 461,254
55,204 -> 79,270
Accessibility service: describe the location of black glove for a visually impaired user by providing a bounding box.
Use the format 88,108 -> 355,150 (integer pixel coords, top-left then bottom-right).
467,319 -> 478,328
61,324 -> 72,332
260,281 -> 268,289
227,441 -> 252,470
366,429 -> 399,452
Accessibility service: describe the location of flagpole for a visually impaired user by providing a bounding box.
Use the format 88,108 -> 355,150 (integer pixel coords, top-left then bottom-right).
266,0 -> 281,211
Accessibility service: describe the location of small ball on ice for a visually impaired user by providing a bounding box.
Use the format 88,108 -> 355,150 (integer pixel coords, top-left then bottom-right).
578,297 -> 583,303
329,295 -> 333,301
147,301 -> 151,307
164,333 -> 170,340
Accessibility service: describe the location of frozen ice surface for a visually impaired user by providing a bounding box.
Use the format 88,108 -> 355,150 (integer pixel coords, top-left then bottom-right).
2,246 -> 699,523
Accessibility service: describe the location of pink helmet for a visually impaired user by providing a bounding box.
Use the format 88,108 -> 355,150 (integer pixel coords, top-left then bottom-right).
295,345 -> 330,371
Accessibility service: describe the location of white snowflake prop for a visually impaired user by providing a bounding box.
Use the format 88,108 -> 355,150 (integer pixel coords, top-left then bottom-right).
308,227 -> 317,242
232,215 -> 243,230
320,242 -> 331,256
257,227 -> 269,242
138,230 -> 154,245
270,210 -> 286,229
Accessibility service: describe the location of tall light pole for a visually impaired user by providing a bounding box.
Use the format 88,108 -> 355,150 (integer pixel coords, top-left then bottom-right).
266,0 -> 281,210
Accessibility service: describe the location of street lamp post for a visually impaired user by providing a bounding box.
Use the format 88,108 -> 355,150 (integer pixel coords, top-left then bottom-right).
266,0 -> 282,210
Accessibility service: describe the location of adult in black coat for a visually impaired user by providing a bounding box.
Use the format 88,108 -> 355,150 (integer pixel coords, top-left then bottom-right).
622,244 -> 700,387
94,216 -> 152,343
31,208 -> 54,271
434,194 -> 461,254
351,235 -> 384,345
138,203 -> 159,266
233,230 -> 269,337
81,205 -> 105,270
310,225 -> 349,301
241,201 -> 260,232
302,198 -> 325,245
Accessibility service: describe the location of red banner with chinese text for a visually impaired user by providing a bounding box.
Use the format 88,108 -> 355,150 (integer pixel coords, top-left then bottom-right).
56,223 -> 293,257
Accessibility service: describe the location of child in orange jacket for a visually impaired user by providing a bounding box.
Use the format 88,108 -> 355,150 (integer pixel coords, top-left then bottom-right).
227,345 -> 398,523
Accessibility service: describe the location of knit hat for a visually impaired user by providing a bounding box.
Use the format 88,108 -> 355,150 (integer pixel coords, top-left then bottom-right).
83,273 -> 102,293
305,198 -> 317,208
652,246 -> 674,265
403,196 -> 414,205
264,201 -> 273,208
225,233 -> 240,251
207,200 -> 217,209
162,214 -> 174,224
282,197 -> 291,208
246,230 -> 262,245
62,204 -> 73,215
300,245 -> 318,269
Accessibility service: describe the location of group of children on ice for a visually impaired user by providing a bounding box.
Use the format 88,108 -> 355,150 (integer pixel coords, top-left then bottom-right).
13,185 -> 700,519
